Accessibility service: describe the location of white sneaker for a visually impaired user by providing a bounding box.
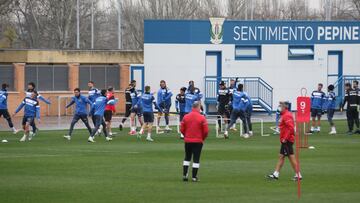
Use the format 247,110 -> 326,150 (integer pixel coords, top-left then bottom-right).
20,134 -> 27,142
243,133 -> 250,139
139,129 -> 144,135
165,126 -> 172,131
316,127 -> 321,132
329,129 -> 337,135
28,133 -> 33,141
63,135 -> 71,140
105,136 -> 113,141
146,137 -> 154,142
180,134 -> 184,139
13,129 -> 19,135
224,131 -> 229,139
249,131 -> 253,136
88,136 -> 95,143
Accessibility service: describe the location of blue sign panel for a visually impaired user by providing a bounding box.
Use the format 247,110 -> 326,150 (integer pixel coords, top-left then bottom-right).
144,20 -> 360,44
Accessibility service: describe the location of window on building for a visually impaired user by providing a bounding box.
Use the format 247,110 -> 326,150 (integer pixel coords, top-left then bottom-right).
235,45 -> 261,60
79,64 -> 120,91
288,45 -> 314,60
0,64 -> 14,91
25,64 -> 69,91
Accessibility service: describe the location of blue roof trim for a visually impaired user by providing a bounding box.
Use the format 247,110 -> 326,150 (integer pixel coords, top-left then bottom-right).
144,20 -> 360,45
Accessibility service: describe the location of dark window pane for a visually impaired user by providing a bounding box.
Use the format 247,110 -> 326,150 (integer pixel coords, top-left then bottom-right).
91,65 -> 106,89
0,64 -> 14,91
106,65 -> 120,90
54,65 -> 68,91
37,65 -> 53,91
79,65 -> 91,90
25,65 -> 37,90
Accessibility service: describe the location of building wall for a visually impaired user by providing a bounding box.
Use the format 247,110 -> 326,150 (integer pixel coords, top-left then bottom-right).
0,49 -> 144,117
144,43 -> 360,110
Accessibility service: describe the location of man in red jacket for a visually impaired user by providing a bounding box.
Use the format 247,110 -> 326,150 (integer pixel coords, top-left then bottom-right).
268,101 -> 302,181
104,87 -> 116,136
180,102 -> 209,182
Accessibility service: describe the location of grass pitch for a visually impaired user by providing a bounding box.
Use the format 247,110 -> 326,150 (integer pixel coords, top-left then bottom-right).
0,120 -> 360,203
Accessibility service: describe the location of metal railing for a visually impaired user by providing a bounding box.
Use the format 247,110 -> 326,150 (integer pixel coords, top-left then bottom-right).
204,76 -> 273,113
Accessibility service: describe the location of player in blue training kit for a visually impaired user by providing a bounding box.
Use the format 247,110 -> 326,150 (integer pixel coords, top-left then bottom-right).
63,88 -> 93,140
184,86 -> 200,114
13,91 -> 40,142
87,81 -> 102,133
176,87 -> 187,138
129,84 -> 144,135
139,86 -> 162,142
310,83 -> 326,133
26,82 -> 51,137
325,85 -> 337,135
0,83 -> 18,134
88,89 -> 118,142
157,80 -> 173,131
224,84 -> 251,139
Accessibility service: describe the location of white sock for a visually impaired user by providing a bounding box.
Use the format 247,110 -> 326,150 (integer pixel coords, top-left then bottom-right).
131,127 -> 136,131
317,126 -> 321,131
147,133 -> 151,138
311,126 -> 315,131
273,171 -> 279,177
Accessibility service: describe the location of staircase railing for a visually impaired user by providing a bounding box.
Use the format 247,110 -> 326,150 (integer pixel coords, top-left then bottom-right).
204,76 -> 273,114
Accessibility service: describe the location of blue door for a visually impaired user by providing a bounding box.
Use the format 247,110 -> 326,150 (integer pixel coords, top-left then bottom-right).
327,51 -> 343,97
130,65 -> 144,92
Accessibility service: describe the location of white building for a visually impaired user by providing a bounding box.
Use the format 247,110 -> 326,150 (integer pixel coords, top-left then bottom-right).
142,19 -> 360,113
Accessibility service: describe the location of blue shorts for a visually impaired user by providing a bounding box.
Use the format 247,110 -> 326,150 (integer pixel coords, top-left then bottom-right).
131,106 -> 143,117
311,108 -> 322,118
143,112 -> 154,123
22,116 -> 35,126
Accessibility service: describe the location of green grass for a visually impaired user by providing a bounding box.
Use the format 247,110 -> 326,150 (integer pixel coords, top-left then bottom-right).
0,120 -> 360,203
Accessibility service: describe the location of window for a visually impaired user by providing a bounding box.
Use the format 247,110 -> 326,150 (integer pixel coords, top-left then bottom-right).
0,64 -> 14,91
235,45 -> 261,60
25,64 -> 69,91
288,45 -> 314,60
79,64 -> 120,90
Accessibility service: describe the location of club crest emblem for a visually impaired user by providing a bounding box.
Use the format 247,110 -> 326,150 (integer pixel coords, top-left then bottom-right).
209,17 -> 225,44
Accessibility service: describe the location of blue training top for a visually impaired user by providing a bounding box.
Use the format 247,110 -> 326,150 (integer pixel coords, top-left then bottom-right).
90,96 -> 117,117
311,90 -> 326,109
157,87 -> 173,106
141,92 -> 161,113
66,95 -> 92,115
184,93 -> 199,113
325,91 -> 336,110
15,97 -> 40,119
0,89 -> 8,110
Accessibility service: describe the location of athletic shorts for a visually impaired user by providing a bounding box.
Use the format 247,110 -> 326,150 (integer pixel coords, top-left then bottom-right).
159,103 -> 171,114
143,112 -> 154,123
104,110 -> 113,122
131,106 -> 143,117
311,108 -> 322,118
218,105 -> 230,118
22,116 -> 35,126
280,142 -> 294,156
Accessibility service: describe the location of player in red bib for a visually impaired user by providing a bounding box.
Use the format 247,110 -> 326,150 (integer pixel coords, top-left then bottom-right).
268,101 -> 302,181
104,87 -> 116,136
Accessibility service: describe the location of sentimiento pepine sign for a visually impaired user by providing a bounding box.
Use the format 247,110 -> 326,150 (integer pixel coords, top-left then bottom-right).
144,20 -> 360,44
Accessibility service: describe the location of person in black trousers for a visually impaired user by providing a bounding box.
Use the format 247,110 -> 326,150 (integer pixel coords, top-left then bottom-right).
341,83 -> 360,135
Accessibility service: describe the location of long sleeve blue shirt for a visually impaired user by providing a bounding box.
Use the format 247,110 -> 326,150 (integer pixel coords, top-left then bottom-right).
157,87 -> 173,106
66,95 -> 92,115
0,89 -> 8,109
15,97 -> 40,119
